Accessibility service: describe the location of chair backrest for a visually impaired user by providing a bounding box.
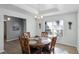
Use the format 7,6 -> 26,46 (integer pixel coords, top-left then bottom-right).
19,34 -> 30,54
50,37 -> 57,50
41,32 -> 48,37
23,32 -> 30,38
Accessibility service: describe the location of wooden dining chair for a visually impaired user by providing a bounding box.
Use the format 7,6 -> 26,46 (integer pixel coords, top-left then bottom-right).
50,37 -> 57,54
19,34 -> 42,54
23,32 -> 30,38
42,37 -> 57,54
19,35 -> 31,54
41,32 -> 48,37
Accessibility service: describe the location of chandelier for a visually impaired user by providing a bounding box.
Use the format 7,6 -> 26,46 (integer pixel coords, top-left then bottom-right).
35,15 -> 43,19
34,4 -> 43,19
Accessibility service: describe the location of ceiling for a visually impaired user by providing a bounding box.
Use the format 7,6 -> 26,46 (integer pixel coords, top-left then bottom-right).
13,4 -> 59,15
0,4 -> 79,17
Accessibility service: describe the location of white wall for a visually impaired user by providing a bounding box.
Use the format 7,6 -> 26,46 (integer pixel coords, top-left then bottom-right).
0,8 -> 36,53
0,14 -> 4,53
40,12 -> 77,47
27,16 -> 36,37
77,11 -> 79,53
35,19 -> 44,36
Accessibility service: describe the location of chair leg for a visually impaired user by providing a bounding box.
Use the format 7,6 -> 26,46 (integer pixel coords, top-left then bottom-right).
52,48 -> 55,54
41,48 -> 43,54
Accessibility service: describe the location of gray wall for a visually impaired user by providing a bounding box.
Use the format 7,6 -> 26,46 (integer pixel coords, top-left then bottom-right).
4,16 -> 26,41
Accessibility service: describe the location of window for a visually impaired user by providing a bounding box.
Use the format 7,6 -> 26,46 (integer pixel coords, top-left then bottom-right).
45,20 -> 64,38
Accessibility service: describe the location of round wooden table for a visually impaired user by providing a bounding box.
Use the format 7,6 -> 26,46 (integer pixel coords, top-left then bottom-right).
29,37 -> 51,53
29,37 -> 51,45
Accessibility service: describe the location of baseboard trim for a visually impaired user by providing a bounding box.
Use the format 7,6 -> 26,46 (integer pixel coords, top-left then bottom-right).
56,41 -> 77,47
7,38 -> 18,42
0,49 -> 4,53
56,42 -> 77,48
77,47 -> 79,53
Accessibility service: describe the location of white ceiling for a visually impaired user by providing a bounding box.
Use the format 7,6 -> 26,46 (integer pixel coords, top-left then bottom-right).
27,4 -> 58,10
13,4 -> 79,16
13,4 -> 59,15
0,4 -> 79,17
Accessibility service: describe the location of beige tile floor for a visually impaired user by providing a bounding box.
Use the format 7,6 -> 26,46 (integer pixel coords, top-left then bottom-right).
3,40 -> 78,54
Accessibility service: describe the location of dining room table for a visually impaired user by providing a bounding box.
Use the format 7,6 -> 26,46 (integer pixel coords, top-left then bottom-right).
29,37 -> 51,45
29,37 -> 52,53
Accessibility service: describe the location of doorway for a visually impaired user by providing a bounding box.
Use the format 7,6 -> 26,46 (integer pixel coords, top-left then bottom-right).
4,15 -> 26,53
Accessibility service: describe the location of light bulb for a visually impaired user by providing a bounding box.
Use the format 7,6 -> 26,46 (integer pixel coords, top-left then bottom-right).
7,17 -> 11,21
35,16 -> 37,18
41,16 -> 43,18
